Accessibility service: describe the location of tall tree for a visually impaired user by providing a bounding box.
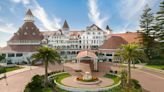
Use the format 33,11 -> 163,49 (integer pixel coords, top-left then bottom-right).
32,46 -> 61,87
156,1 -> 164,41
116,43 -> 146,87
139,4 -> 155,60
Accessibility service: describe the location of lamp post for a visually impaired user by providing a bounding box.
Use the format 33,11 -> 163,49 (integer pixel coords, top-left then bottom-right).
61,60 -> 65,72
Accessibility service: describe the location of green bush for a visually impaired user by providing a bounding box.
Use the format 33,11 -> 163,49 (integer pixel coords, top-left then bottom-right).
24,71 -> 66,92
131,79 -> 141,89
24,75 -> 44,92
148,56 -> 164,65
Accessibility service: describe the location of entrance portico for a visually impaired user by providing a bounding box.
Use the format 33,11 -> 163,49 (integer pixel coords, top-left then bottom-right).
76,50 -> 98,71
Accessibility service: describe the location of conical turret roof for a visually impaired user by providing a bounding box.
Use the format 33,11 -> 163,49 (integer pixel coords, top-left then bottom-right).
26,9 -> 33,16
106,25 -> 110,30
62,20 -> 69,29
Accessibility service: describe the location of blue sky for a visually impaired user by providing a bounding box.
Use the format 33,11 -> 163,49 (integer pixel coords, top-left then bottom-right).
0,0 -> 162,47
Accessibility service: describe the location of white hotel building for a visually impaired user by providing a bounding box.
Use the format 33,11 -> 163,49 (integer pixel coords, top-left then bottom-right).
0,9 -> 140,65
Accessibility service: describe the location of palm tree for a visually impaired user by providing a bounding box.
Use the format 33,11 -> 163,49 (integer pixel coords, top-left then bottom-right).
116,43 -> 146,87
32,46 -> 61,87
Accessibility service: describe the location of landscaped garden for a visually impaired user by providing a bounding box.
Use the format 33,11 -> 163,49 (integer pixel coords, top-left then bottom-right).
24,44 -> 144,92
0,66 -> 23,74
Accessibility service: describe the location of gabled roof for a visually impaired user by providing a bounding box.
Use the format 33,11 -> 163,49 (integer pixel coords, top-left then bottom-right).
89,24 -> 102,31
26,9 -> 33,16
62,20 -> 69,29
100,36 -> 128,49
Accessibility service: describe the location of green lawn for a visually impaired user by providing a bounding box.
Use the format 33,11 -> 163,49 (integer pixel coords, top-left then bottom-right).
0,66 -> 23,74
145,65 -> 164,70
54,73 -> 71,84
104,74 -> 120,85
5,66 -> 22,72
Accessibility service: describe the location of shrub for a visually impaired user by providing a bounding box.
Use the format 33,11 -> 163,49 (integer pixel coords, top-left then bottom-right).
24,75 -> 44,92
131,79 -> 141,89
148,56 -> 164,65
24,71 -> 63,92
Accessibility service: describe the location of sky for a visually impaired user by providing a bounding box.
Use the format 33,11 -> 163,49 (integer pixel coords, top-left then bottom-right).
0,0 -> 162,47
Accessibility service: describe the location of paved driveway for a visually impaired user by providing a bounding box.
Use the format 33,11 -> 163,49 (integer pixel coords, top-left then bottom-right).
0,63 -> 164,92
0,67 -> 45,92
132,69 -> 164,92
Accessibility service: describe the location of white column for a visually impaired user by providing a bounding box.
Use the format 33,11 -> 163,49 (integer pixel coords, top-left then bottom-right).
94,58 -> 98,71
78,58 -> 81,70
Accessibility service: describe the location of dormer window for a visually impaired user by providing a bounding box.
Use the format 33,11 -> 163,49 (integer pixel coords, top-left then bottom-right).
32,32 -> 36,35
24,32 -> 27,35
17,33 -> 20,35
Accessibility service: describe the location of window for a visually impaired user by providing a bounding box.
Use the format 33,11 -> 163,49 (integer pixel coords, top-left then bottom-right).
32,32 -> 36,35
16,53 -> 23,57
24,32 -> 27,35
8,53 -> 15,57
26,27 -> 28,30
2,53 -> 6,57
17,33 -> 20,35
106,54 -> 112,56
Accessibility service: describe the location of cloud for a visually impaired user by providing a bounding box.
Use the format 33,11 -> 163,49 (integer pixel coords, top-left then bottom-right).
117,0 -> 158,32
0,19 -> 16,34
32,1 -> 61,30
11,0 -> 30,5
0,19 -> 16,47
11,0 -> 61,31
88,0 -> 109,28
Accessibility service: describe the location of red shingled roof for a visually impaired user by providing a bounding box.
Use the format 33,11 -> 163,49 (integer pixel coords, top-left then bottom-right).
0,45 -> 40,53
76,50 -> 97,59
112,32 -> 140,43
9,22 -> 43,41
100,36 -> 128,49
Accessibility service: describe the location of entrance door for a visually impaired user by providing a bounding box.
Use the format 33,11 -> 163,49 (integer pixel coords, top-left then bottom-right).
80,60 -> 94,70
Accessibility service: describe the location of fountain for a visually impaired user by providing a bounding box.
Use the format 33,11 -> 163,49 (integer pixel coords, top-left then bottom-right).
82,72 -> 92,80
76,71 -> 101,84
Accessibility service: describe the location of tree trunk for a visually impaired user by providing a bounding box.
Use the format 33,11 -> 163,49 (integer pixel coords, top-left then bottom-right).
133,61 -> 135,68
44,61 -> 48,87
127,60 -> 131,87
